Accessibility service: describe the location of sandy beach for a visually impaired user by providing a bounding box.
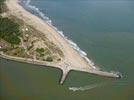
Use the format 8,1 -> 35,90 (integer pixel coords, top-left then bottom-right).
2,0 -> 121,84
5,0 -> 92,70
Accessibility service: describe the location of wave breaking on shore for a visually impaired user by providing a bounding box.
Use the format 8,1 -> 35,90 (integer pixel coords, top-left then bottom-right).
19,0 -> 98,69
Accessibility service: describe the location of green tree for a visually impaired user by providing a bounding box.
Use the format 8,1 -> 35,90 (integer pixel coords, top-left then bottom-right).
0,17 -> 21,45
0,0 -> 5,13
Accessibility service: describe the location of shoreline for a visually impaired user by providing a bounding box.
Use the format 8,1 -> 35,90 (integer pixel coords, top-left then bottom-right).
1,0 -> 121,84
0,53 -> 121,84
18,0 -> 96,69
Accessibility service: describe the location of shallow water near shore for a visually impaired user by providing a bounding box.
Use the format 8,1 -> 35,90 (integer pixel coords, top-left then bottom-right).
1,0 -> 134,99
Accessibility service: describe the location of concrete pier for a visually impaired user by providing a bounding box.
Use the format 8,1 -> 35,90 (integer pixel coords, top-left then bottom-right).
2,0 -> 122,86
0,53 -> 122,85
59,68 -> 121,85
83,69 -> 121,79
60,70 -> 70,85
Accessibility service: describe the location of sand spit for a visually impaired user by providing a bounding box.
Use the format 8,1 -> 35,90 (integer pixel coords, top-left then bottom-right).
1,0 -> 121,84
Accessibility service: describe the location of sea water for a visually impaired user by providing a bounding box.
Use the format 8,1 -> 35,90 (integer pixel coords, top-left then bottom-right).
0,0 -> 134,100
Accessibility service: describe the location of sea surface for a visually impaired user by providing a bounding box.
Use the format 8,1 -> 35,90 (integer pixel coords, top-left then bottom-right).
0,0 -> 134,99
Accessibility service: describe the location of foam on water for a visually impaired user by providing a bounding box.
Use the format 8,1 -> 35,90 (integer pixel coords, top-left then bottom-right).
69,83 -> 105,91
69,79 -> 126,92
19,0 -> 98,69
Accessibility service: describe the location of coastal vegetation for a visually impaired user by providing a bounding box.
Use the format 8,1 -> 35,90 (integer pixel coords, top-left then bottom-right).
0,14 -> 62,62
0,0 -> 63,63
45,56 -> 53,62
0,17 -> 21,45
0,0 -> 5,13
36,48 -> 45,55
0,16 -> 62,63
36,48 -> 53,62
